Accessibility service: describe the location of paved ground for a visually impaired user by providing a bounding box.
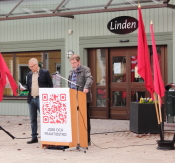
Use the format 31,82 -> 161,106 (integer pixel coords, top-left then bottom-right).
0,116 -> 175,163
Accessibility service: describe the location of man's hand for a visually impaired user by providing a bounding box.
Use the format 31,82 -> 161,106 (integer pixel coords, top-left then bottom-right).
83,89 -> 89,93
20,87 -> 25,91
19,82 -> 27,91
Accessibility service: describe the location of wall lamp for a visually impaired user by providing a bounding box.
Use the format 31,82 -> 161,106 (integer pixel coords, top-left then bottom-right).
67,50 -> 74,59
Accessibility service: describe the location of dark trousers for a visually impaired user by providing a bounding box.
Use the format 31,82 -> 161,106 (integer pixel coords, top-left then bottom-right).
87,103 -> 91,143
28,97 -> 40,138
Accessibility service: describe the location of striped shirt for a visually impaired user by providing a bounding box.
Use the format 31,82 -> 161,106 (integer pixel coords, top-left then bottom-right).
70,67 -> 80,90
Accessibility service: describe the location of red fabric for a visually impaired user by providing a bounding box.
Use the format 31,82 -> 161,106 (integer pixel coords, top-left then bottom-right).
150,24 -> 165,104
98,89 -> 104,94
122,92 -> 126,99
0,54 -> 6,101
131,56 -> 137,82
137,8 -> 154,97
122,74 -> 127,98
0,53 -> 18,101
97,89 -> 106,99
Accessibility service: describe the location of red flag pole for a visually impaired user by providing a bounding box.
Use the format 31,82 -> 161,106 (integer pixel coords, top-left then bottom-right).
158,93 -> 164,141
150,22 -> 165,142
150,22 -> 165,102
153,92 -> 160,124
158,95 -> 162,123
150,22 -> 165,123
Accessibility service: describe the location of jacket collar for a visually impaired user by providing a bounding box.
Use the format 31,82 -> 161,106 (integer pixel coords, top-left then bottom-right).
30,67 -> 41,74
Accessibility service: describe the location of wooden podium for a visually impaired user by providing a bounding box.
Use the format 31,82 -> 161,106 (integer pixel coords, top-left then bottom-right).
40,88 -> 88,149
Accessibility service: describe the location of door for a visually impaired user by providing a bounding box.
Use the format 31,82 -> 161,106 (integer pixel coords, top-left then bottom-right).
88,49 -> 109,119
88,46 -> 167,120
109,47 -> 148,119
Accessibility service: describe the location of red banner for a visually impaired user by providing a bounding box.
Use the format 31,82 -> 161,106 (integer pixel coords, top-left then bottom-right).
150,24 -> 165,104
137,7 -> 154,97
0,53 -> 18,101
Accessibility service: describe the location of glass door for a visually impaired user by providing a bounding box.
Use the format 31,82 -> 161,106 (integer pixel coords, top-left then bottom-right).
109,48 -> 128,119
88,49 -> 109,119
88,46 -> 167,120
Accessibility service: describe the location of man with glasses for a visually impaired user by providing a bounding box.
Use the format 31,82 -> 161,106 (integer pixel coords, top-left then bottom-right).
21,58 -> 53,144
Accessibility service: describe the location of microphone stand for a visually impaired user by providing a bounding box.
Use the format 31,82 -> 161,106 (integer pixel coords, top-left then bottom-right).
52,72 -> 82,89
53,73 -> 86,153
71,85 -> 87,153
0,126 -> 15,139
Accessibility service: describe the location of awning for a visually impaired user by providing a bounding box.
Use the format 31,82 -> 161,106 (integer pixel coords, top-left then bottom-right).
0,0 -> 173,21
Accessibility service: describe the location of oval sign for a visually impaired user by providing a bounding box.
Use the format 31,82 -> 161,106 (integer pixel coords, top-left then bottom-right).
107,16 -> 138,35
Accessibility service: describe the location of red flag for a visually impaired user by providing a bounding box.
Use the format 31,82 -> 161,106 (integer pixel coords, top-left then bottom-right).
0,53 -> 18,101
0,54 -> 6,101
150,24 -> 165,104
137,7 -> 154,96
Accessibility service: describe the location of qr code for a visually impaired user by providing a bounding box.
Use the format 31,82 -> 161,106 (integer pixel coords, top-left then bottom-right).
42,94 -> 67,124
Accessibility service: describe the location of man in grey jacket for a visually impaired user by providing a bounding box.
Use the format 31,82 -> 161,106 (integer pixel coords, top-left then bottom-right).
68,54 -> 93,145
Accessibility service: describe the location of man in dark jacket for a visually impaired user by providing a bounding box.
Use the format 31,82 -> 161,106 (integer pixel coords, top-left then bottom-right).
68,54 -> 93,145
22,58 -> 53,144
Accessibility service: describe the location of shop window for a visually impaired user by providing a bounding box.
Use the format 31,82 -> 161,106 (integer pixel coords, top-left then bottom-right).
113,91 -> 126,107
2,51 -> 61,98
96,89 -> 106,107
112,56 -> 126,83
56,63 -> 61,74
96,49 -> 106,86
2,54 -> 13,96
18,64 -> 30,86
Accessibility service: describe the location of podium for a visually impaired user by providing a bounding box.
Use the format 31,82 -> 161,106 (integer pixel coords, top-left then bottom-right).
39,88 -> 88,149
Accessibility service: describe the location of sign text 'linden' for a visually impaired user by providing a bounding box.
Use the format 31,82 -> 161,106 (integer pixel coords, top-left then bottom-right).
107,16 -> 138,34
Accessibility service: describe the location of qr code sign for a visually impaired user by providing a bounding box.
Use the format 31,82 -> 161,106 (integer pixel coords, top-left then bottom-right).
60,94 -> 66,101
42,94 -> 48,101
42,94 -> 67,124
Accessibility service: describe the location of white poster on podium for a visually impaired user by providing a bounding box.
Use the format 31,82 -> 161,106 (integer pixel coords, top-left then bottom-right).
39,88 -> 72,142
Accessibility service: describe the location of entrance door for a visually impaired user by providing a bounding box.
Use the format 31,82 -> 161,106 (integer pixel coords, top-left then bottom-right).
88,49 -> 109,119
88,46 -> 167,120
109,47 -> 148,119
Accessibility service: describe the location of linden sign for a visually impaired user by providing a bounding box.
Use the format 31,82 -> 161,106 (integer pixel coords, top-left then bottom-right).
107,16 -> 138,34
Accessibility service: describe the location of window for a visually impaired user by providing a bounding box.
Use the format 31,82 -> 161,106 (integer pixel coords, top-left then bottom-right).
2,50 -> 61,97
18,64 -> 30,86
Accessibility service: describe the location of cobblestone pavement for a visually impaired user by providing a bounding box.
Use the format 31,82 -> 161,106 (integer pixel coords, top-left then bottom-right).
0,116 -> 175,163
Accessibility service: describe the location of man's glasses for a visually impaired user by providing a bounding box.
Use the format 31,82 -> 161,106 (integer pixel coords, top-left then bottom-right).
28,64 -> 36,69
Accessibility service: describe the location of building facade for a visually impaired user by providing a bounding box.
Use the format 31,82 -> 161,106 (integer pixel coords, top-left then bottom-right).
0,0 -> 174,120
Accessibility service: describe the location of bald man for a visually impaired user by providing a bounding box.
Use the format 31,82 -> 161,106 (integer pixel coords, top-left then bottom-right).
23,58 -> 53,144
